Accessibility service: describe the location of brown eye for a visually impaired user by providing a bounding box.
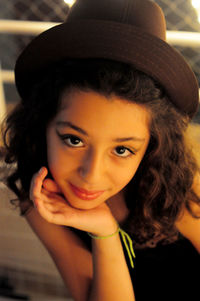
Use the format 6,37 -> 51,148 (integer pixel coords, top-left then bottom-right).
67,135 -> 82,146
114,146 -> 135,158
58,133 -> 84,147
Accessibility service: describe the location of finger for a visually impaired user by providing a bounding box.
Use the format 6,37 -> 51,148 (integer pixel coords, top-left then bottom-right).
42,178 -> 62,194
42,200 -> 65,213
29,167 -> 48,200
33,195 -> 55,223
36,197 -> 73,225
37,191 -> 78,225
41,189 -> 71,209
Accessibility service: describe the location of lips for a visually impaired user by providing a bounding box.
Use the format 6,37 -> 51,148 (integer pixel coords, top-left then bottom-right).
69,183 -> 105,200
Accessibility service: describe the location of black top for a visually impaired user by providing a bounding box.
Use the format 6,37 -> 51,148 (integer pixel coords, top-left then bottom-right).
126,236 -> 200,301
71,228 -> 200,301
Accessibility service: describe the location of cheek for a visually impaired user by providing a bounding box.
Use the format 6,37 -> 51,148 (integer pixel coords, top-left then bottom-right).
112,163 -> 139,191
46,130 -> 67,171
47,149 -> 68,176
47,144 -> 59,171
46,136 -> 67,179
114,151 -> 147,190
47,147 -> 81,184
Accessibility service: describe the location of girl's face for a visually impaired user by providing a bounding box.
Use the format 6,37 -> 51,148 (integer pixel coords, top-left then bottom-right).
46,89 -> 150,210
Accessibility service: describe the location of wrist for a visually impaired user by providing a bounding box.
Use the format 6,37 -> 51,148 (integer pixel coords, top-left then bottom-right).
88,223 -> 120,239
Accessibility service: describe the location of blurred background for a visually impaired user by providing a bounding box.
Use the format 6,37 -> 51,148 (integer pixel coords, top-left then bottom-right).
0,0 -> 200,300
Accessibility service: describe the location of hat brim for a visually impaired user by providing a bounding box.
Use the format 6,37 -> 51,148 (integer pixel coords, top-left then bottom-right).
15,20 -> 199,118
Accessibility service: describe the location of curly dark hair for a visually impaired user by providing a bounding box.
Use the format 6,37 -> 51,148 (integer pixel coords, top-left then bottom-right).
1,58 -> 200,246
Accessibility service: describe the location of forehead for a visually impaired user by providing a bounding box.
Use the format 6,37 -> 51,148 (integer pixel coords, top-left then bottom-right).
56,89 -> 151,140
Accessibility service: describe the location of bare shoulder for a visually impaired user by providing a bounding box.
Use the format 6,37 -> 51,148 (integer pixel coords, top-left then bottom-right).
192,171 -> 200,200
176,209 -> 200,253
175,173 -> 200,253
25,208 -> 93,301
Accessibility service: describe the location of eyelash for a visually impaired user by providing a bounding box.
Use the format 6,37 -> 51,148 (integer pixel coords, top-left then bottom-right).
58,133 -> 136,158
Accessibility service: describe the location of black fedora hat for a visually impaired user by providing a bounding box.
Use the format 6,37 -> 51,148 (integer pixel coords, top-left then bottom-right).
15,0 -> 199,118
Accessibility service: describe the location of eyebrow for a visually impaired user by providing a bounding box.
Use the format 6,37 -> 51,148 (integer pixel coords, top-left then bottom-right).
56,121 -> 145,143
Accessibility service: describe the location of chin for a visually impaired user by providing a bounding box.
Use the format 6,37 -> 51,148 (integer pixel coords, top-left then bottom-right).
69,200 -> 100,210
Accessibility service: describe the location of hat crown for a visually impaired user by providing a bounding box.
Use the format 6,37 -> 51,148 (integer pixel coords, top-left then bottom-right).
15,0 -> 199,118
67,0 -> 166,40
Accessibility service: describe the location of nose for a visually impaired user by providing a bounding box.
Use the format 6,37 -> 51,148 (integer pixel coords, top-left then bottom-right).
78,147 -> 105,185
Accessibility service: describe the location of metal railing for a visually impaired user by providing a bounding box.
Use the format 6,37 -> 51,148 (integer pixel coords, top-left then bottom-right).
1,19 -> 200,46
0,19 -> 200,121
1,19 -> 200,85
1,19 -> 200,84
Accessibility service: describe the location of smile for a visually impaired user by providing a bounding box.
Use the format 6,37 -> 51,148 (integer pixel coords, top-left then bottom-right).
69,183 -> 105,200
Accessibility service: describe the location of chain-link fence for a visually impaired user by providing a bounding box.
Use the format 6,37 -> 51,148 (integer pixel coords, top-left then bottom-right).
0,0 -> 69,70
0,0 -> 200,120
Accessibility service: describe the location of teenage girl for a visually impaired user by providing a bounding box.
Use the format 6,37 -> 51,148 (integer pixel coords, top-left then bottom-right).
2,1 -> 200,300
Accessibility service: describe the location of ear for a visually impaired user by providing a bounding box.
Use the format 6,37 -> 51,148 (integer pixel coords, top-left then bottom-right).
43,178 -> 62,193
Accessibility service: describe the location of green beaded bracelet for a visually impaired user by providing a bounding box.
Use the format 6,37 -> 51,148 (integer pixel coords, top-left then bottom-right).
87,226 -> 120,239
87,226 -> 136,268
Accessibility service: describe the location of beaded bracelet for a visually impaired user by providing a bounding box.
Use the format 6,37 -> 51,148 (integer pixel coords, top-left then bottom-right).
87,225 -> 136,268
87,226 -> 120,239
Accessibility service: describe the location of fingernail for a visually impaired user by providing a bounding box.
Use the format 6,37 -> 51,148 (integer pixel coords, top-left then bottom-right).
38,167 -> 44,174
34,200 -> 38,209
